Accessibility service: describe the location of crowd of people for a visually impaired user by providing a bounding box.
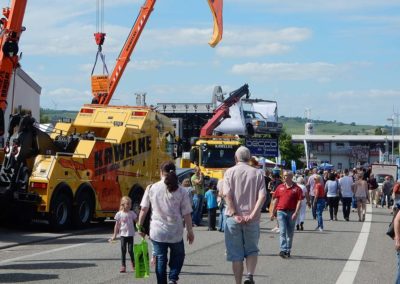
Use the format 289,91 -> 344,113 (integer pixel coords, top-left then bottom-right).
109,148 -> 400,284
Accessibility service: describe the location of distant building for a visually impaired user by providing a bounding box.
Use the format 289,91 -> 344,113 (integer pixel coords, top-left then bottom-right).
292,134 -> 400,169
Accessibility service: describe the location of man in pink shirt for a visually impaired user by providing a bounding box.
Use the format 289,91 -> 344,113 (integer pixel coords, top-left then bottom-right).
223,146 -> 266,284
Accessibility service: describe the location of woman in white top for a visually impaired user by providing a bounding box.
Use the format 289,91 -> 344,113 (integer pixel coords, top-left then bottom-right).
295,177 -> 309,231
137,161 -> 194,284
325,172 -> 340,221
352,172 -> 370,222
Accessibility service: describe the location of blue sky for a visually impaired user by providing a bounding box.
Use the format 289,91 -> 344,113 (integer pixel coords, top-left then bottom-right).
5,0 -> 400,126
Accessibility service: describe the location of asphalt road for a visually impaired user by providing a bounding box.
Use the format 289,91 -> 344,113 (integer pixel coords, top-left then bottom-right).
0,205 -> 397,284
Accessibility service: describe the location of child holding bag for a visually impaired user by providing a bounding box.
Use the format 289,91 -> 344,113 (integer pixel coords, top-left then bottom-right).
109,196 -> 137,273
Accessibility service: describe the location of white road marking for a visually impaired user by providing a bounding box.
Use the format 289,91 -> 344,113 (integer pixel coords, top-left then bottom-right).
336,204 -> 372,284
0,240 -> 99,265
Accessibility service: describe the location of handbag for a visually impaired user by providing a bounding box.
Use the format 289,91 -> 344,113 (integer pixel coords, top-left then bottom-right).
134,238 -> 150,278
387,208 -> 399,239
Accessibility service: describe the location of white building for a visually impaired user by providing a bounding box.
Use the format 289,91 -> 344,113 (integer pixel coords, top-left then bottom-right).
292,134 -> 400,170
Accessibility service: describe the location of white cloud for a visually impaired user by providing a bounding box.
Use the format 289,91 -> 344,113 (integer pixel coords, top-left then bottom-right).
231,0 -> 400,13
41,88 -> 90,110
328,89 -> 400,100
223,28 -> 312,44
129,60 -> 197,70
231,62 -> 338,81
217,43 -> 291,57
215,28 -> 311,58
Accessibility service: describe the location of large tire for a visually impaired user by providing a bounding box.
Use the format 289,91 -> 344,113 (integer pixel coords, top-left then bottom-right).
72,191 -> 93,229
49,192 -> 72,231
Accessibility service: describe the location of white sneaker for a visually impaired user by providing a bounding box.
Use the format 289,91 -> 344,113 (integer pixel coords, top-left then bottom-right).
275,229 -> 280,233
271,227 -> 279,232
319,228 -> 323,232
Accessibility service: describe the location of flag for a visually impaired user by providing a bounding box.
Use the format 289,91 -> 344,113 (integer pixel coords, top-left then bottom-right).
291,160 -> 297,173
207,0 -> 223,47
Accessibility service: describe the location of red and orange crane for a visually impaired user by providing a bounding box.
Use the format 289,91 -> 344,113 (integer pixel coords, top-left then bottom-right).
91,0 -> 224,106
0,0 -> 27,136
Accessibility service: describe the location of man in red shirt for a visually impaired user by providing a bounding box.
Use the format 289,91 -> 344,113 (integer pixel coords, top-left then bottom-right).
270,170 -> 302,258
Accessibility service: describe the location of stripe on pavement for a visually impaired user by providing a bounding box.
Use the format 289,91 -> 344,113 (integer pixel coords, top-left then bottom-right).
336,203 -> 372,284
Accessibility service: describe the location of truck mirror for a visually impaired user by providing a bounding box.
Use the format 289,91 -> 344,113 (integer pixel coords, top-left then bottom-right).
190,137 -> 199,146
190,147 -> 199,164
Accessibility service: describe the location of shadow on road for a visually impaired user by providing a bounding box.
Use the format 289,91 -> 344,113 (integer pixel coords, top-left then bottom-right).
0,273 -> 58,283
0,262 -> 96,270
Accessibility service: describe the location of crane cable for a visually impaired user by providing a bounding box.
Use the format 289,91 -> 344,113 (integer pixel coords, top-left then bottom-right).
92,0 -> 108,76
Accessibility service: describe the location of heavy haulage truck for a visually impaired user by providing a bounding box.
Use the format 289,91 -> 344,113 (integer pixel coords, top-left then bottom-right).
0,0 -> 224,229
0,106 -> 174,230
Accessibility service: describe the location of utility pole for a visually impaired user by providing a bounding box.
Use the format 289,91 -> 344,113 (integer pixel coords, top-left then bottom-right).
387,115 -> 394,164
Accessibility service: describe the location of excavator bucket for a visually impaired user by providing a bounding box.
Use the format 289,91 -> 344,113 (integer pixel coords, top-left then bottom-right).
207,0 -> 223,48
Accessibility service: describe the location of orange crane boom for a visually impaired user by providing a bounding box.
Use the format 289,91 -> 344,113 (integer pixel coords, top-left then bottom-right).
91,0 -> 224,106
0,0 -> 27,135
92,0 -> 156,105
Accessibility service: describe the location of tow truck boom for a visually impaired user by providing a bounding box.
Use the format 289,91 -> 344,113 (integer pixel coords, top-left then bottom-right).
200,83 -> 249,137
92,0 -> 224,105
92,0 -> 156,105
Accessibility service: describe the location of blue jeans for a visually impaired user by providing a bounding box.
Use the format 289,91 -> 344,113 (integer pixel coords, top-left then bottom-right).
192,194 -> 204,226
316,199 -> 325,229
382,193 -> 391,207
310,196 -> 317,219
152,240 -> 185,284
218,206 -> 226,232
277,210 -> 296,253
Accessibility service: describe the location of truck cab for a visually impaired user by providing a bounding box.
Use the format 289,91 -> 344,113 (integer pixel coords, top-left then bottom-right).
183,136 -> 241,180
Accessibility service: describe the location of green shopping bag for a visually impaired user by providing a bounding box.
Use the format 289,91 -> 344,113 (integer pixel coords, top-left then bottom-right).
134,238 -> 150,278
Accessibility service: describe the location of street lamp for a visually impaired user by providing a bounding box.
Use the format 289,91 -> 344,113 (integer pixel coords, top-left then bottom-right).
387,116 -> 394,163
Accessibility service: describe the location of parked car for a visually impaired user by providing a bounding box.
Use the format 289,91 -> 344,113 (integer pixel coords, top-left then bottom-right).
243,110 -> 266,135
176,168 -> 218,215
243,110 -> 283,135
176,168 -> 195,184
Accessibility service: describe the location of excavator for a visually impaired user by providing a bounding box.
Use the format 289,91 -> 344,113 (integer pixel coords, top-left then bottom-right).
0,0 -> 224,229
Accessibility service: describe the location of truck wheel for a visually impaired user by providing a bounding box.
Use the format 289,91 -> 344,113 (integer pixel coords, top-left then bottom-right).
49,192 -> 72,231
72,191 -> 93,229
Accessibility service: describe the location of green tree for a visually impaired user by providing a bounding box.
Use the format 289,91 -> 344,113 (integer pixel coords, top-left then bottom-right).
40,108 -> 50,123
374,128 -> 383,135
278,129 -> 304,169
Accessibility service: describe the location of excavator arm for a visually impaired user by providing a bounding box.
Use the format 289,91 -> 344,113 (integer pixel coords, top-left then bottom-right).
92,0 -> 224,105
200,84 -> 249,137
0,0 -> 27,136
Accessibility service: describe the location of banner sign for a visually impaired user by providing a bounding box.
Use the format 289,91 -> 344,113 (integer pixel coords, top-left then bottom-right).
245,138 -> 278,158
